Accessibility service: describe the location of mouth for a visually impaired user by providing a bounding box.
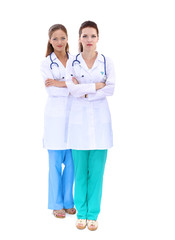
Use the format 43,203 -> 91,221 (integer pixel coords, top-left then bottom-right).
57,45 -> 63,48
87,44 -> 93,46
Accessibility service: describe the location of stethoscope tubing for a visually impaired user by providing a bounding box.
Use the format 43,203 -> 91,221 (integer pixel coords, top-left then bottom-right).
72,53 -> 107,79
49,52 -> 69,70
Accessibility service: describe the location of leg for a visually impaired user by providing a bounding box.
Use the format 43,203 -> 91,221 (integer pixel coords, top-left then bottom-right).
62,149 -> 75,209
87,150 -> 107,220
72,150 -> 89,220
48,150 -> 64,210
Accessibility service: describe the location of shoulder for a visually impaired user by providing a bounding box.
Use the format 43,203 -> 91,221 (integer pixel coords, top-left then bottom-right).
98,53 -> 112,63
97,53 -> 114,71
40,55 -> 50,68
97,53 -> 111,65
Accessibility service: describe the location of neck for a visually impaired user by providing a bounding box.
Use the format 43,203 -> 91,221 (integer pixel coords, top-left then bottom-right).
82,50 -> 97,60
54,50 -> 68,67
54,50 -> 67,59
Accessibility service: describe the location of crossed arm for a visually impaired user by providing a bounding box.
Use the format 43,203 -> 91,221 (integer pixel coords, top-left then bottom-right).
45,79 -> 67,88
45,78 -> 105,90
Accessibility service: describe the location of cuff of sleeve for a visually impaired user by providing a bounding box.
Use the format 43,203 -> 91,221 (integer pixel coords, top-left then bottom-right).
65,81 -> 70,87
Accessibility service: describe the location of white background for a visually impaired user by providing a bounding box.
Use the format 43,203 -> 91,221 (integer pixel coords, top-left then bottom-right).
0,0 -> 175,239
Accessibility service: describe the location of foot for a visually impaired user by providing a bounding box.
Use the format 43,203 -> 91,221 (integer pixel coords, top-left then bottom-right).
64,208 -> 76,215
87,220 -> 98,231
53,209 -> 66,218
76,219 -> 87,230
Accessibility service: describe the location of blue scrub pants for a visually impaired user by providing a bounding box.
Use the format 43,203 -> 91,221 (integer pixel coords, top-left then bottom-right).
72,150 -> 107,220
48,149 -> 74,210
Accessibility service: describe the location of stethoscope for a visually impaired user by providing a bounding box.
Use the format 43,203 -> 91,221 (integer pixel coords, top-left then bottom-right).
50,52 -> 69,70
72,53 -> 107,81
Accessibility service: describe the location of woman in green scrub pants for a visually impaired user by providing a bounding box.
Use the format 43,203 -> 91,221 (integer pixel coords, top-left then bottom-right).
66,20 -> 115,231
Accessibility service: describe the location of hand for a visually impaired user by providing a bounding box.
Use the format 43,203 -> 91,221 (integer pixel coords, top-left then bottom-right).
45,78 -> 57,87
95,82 -> 106,90
72,77 -> 79,85
45,79 -> 66,87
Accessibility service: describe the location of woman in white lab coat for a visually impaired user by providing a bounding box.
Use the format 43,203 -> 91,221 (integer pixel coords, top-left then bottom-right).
66,21 -> 115,230
40,24 -> 76,218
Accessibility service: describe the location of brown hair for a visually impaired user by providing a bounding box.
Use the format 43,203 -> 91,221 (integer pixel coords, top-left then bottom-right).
45,24 -> 69,57
79,21 -> 99,52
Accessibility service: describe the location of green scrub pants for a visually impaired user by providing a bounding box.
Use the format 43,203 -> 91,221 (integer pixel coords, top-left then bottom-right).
72,149 -> 107,221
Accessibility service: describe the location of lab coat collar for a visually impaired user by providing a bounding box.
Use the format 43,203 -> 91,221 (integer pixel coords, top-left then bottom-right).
96,52 -> 105,63
79,52 -> 104,71
51,52 -> 58,63
51,52 -> 69,68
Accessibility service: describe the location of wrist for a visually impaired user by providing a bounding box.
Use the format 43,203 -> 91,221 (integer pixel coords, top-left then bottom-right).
96,83 -> 104,90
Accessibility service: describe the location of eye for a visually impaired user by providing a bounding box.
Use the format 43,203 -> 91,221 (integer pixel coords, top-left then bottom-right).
53,38 -> 58,41
82,35 -> 87,38
61,37 -> 66,40
92,35 -> 97,38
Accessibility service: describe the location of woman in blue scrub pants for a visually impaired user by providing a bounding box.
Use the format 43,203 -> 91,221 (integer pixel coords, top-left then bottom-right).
40,24 -> 76,218
66,21 -> 115,230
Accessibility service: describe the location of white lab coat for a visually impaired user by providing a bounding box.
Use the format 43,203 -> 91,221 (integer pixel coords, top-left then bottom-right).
40,52 -> 73,150
66,53 -> 115,150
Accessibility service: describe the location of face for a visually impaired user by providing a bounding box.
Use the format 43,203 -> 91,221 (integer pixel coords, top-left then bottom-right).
49,29 -> 68,52
79,27 -> 99,52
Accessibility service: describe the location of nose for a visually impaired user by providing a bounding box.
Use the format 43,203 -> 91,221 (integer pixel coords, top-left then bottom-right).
87,37 -> 92,42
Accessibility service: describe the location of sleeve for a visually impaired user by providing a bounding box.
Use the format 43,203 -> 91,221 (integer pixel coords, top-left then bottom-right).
87,57 -> 116,101
65,60 -> 96,98
40,59 -> 69,97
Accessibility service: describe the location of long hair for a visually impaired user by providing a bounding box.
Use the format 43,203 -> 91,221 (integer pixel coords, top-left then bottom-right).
45,24 -> 69,57
78,21 -> 99,52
